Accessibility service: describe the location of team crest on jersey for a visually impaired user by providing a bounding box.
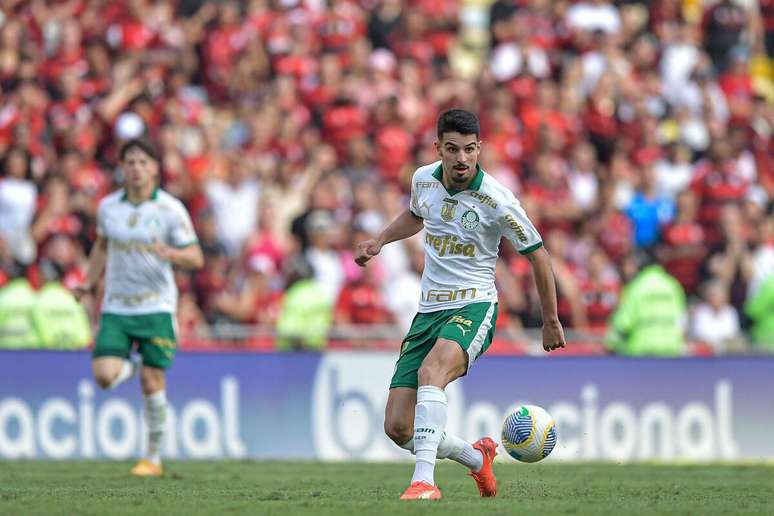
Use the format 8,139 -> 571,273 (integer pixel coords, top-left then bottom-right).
127,213 -> 139,228
144,216 -> 162,232
461,209 -> 479,230
440,198 -> 458,222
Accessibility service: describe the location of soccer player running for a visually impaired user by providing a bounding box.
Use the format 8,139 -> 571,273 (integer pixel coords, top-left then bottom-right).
355,109 -> 565,500
75,139 -> 203,476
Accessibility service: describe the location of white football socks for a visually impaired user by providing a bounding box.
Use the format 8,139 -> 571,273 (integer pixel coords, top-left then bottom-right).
401,433 -> 484,472
144,390 -> 167,465
411,386 -> 447,485
107,359 -> 137,390
437,433 -> 484,472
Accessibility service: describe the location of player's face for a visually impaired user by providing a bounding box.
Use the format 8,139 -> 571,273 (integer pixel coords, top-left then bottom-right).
121,147 -> 159,191
435,132 -> 481,188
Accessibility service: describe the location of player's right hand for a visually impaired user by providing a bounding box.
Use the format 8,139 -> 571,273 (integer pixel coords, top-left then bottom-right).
354,239 -> 382,267
73,282 -> 94,301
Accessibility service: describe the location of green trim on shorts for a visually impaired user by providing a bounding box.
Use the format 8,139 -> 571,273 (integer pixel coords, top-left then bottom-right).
93,312 -> 178,369
390,302 -> 498,389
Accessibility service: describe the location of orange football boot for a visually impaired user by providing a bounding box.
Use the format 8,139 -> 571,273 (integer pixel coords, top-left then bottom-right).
130,459 -> 163,477
399,481 -> 442,500
470,437 -> 498,497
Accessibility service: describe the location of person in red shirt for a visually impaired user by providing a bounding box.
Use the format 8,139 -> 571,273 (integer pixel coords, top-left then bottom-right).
690,139 -> 750,245
579,247 -> 620,330
335,262 -> 393,327
659,190 -> 707,296
524,152 -> 582,235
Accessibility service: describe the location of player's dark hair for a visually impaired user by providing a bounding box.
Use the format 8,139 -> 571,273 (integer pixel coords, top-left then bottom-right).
119,138 -> 160,164
437,109 -> 480,140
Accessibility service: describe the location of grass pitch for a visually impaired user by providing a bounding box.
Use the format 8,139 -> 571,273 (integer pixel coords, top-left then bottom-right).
1,461 -> 772,515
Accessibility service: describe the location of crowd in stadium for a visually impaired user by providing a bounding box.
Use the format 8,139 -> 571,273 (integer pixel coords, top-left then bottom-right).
0,0 -> 772,353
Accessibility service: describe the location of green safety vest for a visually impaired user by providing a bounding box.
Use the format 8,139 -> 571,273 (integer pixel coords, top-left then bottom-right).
32,282 -> 92,349
276,279 -> 333,351
745,275 -> 774,349
0,278 -> 38,348
606,265 -> 686,356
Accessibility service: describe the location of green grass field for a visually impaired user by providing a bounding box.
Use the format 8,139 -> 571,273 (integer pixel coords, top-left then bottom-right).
1,461 -> 772,515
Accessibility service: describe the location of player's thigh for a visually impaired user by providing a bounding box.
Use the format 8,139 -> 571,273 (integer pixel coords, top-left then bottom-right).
389,311 -> 449,390
92,313 -> 132,361
434,301 -> 498,375
418,338 -> 468,387
384,387 -> 417,440
130,313 -> 178,370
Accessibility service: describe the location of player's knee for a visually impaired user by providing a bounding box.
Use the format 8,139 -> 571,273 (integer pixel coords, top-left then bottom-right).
384,419 -> 412,445
93,371 -> 115,389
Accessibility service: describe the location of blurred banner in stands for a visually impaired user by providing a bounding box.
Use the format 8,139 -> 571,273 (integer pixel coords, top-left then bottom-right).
2,351 -> 773,462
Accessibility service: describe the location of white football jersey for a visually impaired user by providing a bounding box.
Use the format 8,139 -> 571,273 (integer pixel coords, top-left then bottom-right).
97,189 -> 198,315
410,161 -> 542,312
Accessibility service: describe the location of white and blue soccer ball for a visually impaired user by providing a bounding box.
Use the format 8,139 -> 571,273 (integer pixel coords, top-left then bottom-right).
501,404 -> 557,463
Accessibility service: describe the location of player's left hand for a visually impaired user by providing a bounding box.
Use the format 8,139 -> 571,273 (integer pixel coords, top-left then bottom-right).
542,318 -> 566,352
151,238 -> 174,261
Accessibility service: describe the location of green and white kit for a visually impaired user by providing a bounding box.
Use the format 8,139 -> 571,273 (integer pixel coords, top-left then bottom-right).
392,161 -> 542,387
93,188 -> 197,368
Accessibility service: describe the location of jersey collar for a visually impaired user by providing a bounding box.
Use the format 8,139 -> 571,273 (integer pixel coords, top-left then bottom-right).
121,188 -> 159,205
432,163 -> 484,196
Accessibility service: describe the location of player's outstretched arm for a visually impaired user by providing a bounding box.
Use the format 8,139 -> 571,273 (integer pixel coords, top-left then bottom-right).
74,235 -> 108,300
525,246 -> 566,352
355,209 -> 423,267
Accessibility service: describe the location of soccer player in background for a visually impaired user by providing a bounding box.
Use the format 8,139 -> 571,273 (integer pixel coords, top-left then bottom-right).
75,139 -> 203,476
355,109 -> 566,500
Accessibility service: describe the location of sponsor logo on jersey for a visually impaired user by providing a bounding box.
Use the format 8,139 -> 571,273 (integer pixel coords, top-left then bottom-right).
424,287 -> 477,303
112,240 -> 156,254
468,191 -> 497,209
440,198 -> 458,222
416,181 -> 439,189
460,209 -> 479,230
504,213 -> 528,243
425,233 -> 477,257
127,213 -> 139,228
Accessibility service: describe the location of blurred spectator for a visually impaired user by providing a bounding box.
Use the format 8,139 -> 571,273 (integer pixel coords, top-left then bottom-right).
334,258 -> 393,347
0,275 -> 37,348
211,252 -> 281,326
702,204 -> 754,316
624,165 -> 675,249
31,267 -> 91,350
745,274 -> 774,350
606,251 -> 687,356
304,209 -> 345,303
691,139 -> 751,245
659,190 -> 707,295
205,156 -> 261,257
0,147 -> 36,264
702,0 -> 747,72
276,255 -> 333,351
579,247 -> 621,330
566,0 -> 622,36
653,143 -> 694,200
690,279 -> 745,353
